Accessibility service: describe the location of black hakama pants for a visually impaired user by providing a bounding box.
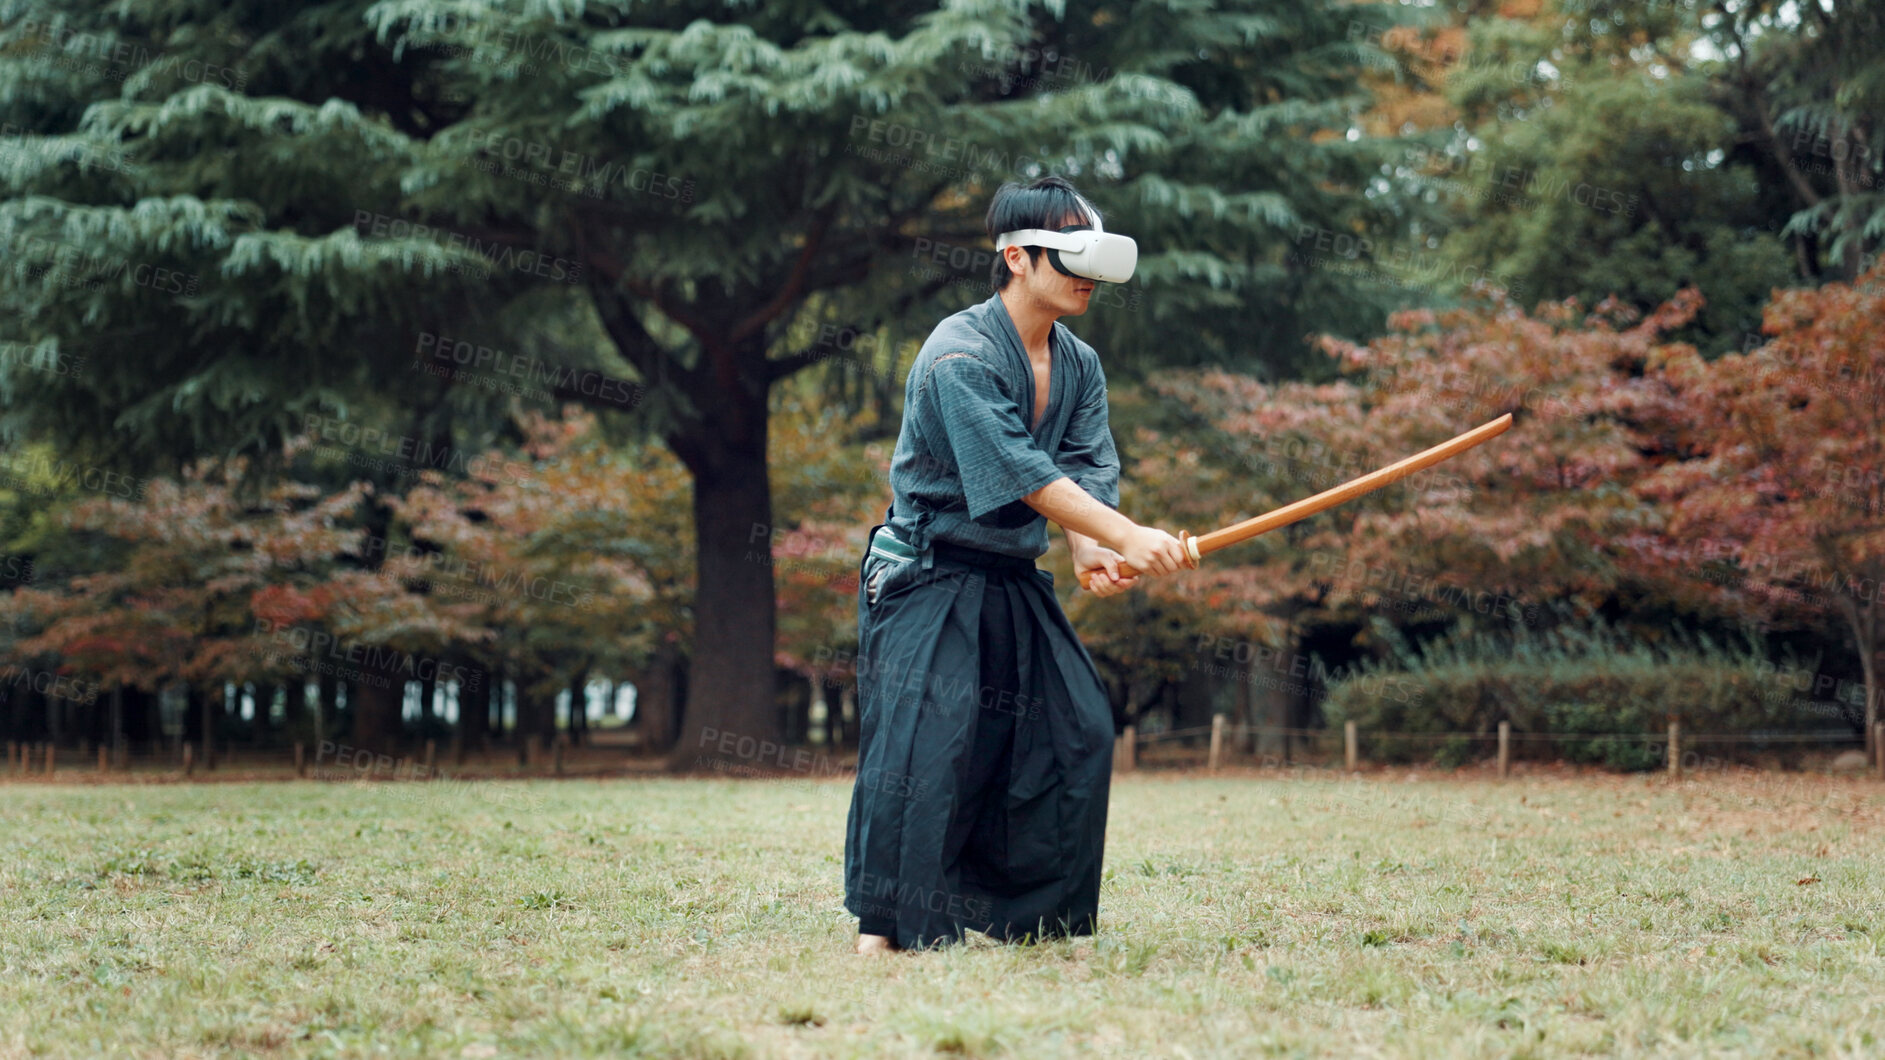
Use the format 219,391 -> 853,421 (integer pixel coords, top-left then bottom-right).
842,526 -> 1115,950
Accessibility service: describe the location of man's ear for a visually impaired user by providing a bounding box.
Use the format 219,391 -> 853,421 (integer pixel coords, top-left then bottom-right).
1002,244 -> 1028,280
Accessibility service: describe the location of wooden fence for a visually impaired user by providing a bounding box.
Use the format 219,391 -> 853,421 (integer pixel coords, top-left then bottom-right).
1111,717 -> 1885,779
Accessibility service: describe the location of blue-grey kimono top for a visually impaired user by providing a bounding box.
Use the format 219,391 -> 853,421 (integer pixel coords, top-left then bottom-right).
884,293 -> 1122,560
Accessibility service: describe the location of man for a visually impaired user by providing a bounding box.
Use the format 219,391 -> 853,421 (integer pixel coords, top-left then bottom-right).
843,175 -> 1190,954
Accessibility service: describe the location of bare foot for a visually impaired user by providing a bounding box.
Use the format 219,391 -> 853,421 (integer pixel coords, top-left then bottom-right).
854,932 -> 900,955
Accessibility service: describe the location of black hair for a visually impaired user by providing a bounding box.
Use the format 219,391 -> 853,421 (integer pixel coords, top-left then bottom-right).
985,174 -> 1099,290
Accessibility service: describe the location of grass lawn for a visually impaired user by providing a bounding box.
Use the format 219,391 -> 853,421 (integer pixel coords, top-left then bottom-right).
2,767 -> 1882,1058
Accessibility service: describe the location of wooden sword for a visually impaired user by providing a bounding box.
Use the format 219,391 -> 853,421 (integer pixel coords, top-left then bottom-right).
1075,413 -> 1515,591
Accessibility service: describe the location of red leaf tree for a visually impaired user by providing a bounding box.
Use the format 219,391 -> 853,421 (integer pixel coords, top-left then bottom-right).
1637,262 -> 1885,752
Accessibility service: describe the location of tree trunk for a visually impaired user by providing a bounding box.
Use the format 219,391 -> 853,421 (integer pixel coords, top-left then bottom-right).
202,684 -> 218,770
346,497 -> 409,748
182,683 -> 203,747
671,427 -> 779,770
418,672 -> 438,737
350,663 -> 406,755
633,642 -> 683,754
122,685 -> 155,746
518,675 -> 556,751
460,661 -> 490,752
567,667 -> 589,746
1841,597 -> 1880,757
316,667 -> 337,746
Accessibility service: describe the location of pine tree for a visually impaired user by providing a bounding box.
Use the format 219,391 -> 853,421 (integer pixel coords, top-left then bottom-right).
1,0 -> 1419,762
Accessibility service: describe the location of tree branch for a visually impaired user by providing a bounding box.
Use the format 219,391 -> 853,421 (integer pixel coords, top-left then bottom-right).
731,206 -> 835,343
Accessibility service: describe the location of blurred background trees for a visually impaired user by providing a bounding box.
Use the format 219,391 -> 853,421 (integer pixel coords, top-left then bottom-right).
2,0 -> 1879,770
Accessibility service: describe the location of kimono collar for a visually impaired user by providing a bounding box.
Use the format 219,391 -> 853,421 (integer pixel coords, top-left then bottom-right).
980,294 -> 1070,377
982,292 -> 1061,370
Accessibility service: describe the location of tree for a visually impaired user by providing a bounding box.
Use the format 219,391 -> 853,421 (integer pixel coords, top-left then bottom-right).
1703,0 -> 1885,282
1401,0 -> 1795,354
5,461 -> 415,750
1638,261 -> 1885,752
1093,279 -> 1722,732
0,0 -> 1434,763
384,406 -> 693,751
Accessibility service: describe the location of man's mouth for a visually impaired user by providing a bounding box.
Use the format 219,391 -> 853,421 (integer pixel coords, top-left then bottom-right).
1075,284 -> 1094,295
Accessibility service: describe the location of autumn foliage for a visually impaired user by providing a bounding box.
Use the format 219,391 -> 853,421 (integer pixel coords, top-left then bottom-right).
4,265 -> 1882,756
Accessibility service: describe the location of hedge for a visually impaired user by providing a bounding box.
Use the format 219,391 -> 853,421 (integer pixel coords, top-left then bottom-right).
1319,610 -> 1844,770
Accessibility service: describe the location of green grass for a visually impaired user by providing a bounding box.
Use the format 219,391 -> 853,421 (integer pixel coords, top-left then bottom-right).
2,769 -> 1883,1057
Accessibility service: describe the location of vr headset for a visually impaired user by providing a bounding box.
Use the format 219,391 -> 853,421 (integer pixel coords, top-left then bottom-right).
994,200 -> 1137,284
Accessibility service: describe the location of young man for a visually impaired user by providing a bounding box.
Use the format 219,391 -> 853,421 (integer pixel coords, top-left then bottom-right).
843,175 -> 1190,954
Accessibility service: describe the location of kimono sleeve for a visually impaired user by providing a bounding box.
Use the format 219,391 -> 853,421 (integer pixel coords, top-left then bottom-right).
1056,355 -> 1121,510
922,351 -> 1067,521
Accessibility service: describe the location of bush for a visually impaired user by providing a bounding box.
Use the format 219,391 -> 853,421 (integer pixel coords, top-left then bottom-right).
1321,606 -> 1833,770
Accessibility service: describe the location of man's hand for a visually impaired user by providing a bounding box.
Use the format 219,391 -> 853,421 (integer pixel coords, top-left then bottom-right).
1071,542 -> 1137,597
1115,525 -> 1190,578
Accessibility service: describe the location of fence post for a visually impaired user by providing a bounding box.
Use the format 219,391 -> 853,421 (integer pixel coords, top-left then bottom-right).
1498,721 -> 1511,780
423,739 -> 437,778
1666,718 -> 1680,778
294,742 -> 306,778
1344,721 -> 1358,772
552,736 -> 565,776
6,741 -> 14,773
1875,722 -> 1883,781
1208,714 -> 1225,773
97,745 -> 109,775
43,743 -> 54,778
1115,725 -> 1136,773
182,742 -> 194,776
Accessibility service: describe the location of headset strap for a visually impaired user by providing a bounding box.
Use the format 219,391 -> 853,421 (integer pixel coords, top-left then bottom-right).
994,229 -> 1088,252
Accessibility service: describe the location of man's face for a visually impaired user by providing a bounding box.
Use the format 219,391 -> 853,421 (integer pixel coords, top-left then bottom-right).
1003,213 -> 1096,318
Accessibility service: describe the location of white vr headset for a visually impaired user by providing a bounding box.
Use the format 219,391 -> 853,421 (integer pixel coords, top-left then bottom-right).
994,207 -> 1138,284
